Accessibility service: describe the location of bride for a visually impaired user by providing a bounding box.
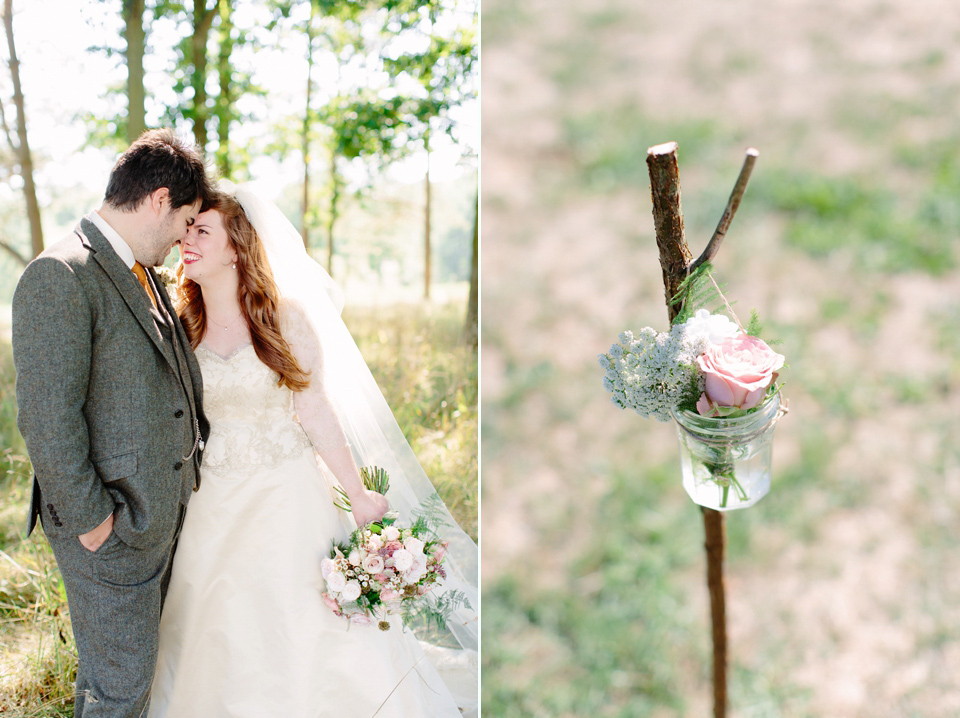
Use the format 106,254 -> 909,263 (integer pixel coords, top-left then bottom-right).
147,184 -> 478,717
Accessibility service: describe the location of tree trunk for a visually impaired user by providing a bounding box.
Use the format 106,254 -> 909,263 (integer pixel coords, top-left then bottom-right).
123,0 -> 146,142
326,152 -> 338,276
423,134 -> 432,301
301,1 -> 317,248
215,0 -> 233,177
463,191 -> 478,349
646,141 -> 727,718
3,0 -> 43,258
190,0 -> 220,150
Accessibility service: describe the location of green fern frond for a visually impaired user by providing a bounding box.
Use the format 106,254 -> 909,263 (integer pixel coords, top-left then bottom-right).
671,262 -> 730,325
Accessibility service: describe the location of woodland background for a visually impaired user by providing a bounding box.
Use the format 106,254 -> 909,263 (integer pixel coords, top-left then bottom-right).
0,0 -> 477,714
481,1 -> 960,716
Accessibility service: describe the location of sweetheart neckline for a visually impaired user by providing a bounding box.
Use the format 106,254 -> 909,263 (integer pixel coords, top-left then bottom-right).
196,342 -> 254,362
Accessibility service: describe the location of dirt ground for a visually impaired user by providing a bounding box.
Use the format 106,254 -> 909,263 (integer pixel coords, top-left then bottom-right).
481,0 -> 960,715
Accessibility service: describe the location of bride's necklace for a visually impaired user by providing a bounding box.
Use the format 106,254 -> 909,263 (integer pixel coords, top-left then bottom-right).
208,310 -> 243,332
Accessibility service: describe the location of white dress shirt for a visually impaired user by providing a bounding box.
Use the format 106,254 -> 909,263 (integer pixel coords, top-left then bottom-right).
87,210 -> 136,269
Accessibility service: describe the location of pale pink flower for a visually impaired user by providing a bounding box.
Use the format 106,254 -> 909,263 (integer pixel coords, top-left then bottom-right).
392,548 -> 414,572
380,588 -> 402,603
362,554 -> 385,574
341,580 -> 362,602
404,536 -> 425,555
321,593 -> 341,612
383,526 -> 401,541
326,571 -> 347,592
696,334 -> 784,413
320,558 -> 336,579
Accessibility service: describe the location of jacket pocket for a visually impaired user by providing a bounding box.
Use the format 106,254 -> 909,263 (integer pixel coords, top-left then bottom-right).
94,451 -> 138,483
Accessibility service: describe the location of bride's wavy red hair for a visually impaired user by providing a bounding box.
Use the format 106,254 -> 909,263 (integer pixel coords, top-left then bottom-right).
176,192 -> 311,391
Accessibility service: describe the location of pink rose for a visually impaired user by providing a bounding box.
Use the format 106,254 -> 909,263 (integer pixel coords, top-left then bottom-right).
321,593 -> 342,613
362,555 -> 385,574
380,588 -> 402,603
696,334 -> 784,414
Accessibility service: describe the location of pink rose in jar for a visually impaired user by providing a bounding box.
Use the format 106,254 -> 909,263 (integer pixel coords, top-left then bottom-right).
696,334 -> 784,415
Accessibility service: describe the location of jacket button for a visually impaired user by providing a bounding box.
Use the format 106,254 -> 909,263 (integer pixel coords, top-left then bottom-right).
54,521 -> 63,527
174,409 -> 184,418
174,461 -> 183,471
47,503 -> 54,510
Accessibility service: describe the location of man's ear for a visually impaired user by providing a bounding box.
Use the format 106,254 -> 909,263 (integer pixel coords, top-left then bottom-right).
148,187 -> 171,217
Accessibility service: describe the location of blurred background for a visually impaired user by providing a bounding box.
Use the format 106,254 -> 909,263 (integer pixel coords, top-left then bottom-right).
481,0 -> 960,716
0,0 -> 476,714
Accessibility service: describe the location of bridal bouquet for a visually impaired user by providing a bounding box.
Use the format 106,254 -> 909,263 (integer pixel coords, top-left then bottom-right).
323,468 -> 466,630
599,268 -> 787,510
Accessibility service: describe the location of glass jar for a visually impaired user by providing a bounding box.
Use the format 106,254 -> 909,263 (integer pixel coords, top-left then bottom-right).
671,393 -> 781,511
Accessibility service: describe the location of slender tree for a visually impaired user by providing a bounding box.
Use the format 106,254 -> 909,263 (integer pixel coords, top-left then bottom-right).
215,0 -> 233,176
300,0 -> 317,248
2,0 -> 42,259
381,0 -> 477,301
188,0 -> 221,149
123,0 -> 146,141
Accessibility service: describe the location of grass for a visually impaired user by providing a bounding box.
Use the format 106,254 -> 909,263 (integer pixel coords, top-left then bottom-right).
483,464 -> 704,717
0,299 -> 477,713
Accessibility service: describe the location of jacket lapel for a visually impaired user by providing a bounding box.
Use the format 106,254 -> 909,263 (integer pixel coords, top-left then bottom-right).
78,219 -> 176,368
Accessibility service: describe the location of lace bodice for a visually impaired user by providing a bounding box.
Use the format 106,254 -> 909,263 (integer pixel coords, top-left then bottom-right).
196,344 -> 314,473
197,302 -> 350,474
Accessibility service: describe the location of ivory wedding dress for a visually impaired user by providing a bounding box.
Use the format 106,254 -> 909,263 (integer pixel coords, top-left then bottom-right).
147,305 -> 468,717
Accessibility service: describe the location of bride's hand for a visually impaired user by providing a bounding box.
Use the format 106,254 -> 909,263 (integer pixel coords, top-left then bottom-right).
350,489 -> 389,527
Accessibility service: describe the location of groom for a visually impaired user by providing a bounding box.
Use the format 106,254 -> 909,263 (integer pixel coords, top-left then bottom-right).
12,129 -> 213,717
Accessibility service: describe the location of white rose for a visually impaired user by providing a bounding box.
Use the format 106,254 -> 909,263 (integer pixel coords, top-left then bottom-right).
362,554 -> 385,574
404,557 -> 428,583
348,550 -> 362,566
680,309 -> 740,346
327,571 -> 347,592
403,536 -> 425,555
392,548 -> 414,572
383,526 -> 400,541
341,580 -> 362,602
367,534 -> 383,550
320,558 -> 335,579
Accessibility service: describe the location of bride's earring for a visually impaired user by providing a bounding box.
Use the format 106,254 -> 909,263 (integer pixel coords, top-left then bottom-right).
232,263 -> 237,269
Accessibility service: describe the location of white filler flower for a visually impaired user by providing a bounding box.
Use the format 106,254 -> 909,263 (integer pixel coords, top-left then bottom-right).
598,324 -> 708,422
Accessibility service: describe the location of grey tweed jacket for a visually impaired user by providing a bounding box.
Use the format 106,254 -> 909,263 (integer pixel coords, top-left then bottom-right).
12,218 -> 209,549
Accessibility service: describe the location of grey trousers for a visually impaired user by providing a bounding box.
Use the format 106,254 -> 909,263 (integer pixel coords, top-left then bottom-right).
46,506 -> 185,718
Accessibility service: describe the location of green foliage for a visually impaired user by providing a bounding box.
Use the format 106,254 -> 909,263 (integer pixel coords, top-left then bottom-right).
482,463 -> 702,716
669,261 -> 728,325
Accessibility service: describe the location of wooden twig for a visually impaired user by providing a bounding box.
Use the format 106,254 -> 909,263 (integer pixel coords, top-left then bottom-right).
646,142 -> 692,317
646,141 -> 728,718
689,148 -> 759,273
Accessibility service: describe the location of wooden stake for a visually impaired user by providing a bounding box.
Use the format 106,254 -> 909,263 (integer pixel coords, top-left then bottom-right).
646,141 -> 728,718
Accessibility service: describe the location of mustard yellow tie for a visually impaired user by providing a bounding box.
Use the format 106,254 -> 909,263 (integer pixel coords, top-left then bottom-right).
132,262 -> 158,310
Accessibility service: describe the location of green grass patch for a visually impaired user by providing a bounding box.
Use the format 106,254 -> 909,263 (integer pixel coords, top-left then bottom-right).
755,168 -> 956,274
482,463 -> 702,717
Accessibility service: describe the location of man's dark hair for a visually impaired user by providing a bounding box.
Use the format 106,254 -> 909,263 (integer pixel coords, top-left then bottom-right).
104,128 -> 213,212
